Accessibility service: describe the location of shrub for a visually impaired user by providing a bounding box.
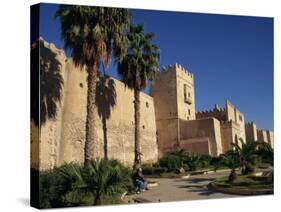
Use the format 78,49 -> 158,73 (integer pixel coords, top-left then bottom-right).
210,157 -> 222,171
141,166 -> 167,175
37,159 -> 133,208
199,154 -> 212,168
63,160 -> 132,205
184,153 -> 202,171
182,163 -> 190,171
243,164 -> 255,175
38,165 -> 74,208
159,154 -> 183,171
256,142 -> 273,166
159,151 -> 213,172
220,151 -> 240,169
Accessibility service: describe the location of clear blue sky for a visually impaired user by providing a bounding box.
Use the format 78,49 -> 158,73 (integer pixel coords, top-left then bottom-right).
36,3 -> 274,130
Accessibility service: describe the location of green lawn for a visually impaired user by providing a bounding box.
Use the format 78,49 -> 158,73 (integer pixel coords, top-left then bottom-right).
214,174 -> 273,190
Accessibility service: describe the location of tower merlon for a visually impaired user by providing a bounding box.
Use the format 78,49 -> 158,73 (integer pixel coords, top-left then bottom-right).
173,63 -> 194,82
157,64 -> 194,81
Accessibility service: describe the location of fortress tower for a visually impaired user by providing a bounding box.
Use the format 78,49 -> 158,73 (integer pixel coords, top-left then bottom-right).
151,64 -> 195,122
151,64 -> 223,156
245,122 -> 258,143
151,64 -> 197,155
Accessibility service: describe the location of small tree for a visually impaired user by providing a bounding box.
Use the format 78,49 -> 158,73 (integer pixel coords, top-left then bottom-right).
256,141 -> 273,166
232,139 -> 260,175
221,151 -> 240,183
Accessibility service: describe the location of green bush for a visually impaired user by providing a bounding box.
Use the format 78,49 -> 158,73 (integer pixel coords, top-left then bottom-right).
255,141 -> 273,165
199,154 -> 212,168
159,150 -> 213,172
37,165 -> 75,208
159,154 -> 183,171
141,166 -> 167,175
243,164 -> 255,175
184,153 -> 202,171
210,157 -> 222,171
182,163 -> 190,171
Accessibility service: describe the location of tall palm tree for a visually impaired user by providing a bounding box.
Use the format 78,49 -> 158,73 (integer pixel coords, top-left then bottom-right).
55,6 -> 130,166
117,24 -> 160,168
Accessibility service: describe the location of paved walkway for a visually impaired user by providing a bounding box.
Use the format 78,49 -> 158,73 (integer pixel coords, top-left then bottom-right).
124,171 -> 237,203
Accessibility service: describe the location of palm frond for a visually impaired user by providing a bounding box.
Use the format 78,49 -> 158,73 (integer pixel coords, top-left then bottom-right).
55,5 -> 131,69
116,24 -> 160,90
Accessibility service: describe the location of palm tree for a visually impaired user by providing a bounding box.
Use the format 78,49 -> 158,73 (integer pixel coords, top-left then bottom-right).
117,24 -> 160,168
256,141 -> 273,166
232,138 -> 260,175
58,160 -> 132,205
221,151 -> 240,183
55,6 -> 130,166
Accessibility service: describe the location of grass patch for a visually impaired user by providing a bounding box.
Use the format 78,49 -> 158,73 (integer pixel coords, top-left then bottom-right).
258,163 -> 272,169
214,173 -> 273,190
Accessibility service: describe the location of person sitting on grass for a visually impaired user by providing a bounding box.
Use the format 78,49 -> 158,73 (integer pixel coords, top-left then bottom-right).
133,168 -> 148,193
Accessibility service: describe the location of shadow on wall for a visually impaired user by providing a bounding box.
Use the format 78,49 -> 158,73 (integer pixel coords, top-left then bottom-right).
96,74 -> 117,160
31,39 -> 64,126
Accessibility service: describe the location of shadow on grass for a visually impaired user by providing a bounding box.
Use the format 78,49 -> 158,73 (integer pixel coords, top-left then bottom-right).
185,177 -> 216,184
177,184 -> 221,196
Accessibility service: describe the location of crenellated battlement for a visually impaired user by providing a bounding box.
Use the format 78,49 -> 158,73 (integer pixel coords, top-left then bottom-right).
220,120 -> 240,129
257,129 -> 266,133
156,63 -> 194,82
173,63 -> 194,84
174,63 -> 193,78
36,36 -> 66,59
196,105 -> 227,122
245,121 -> 256,126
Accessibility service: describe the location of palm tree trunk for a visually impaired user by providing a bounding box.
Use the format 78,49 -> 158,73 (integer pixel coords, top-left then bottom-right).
94,195 -> 102,205
134,88 -> 141,168
228,168 -> 237,183
102,115 -> 108,160
84,63 -> 98,167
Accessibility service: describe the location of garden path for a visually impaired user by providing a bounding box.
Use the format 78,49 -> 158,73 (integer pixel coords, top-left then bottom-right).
124,171 -> 237,203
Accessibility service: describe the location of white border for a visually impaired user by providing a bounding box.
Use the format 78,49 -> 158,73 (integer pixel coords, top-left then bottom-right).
0,0 -> 280,211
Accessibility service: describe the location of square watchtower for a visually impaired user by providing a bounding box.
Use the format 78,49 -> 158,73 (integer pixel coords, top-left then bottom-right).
151,64 -> 195,122
150,64 -> 196,155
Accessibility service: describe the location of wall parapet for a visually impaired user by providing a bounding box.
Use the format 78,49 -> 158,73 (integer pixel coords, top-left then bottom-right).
196,106 -> 226,122
38,36 -> 66,59
157,63 -> 194,82
174,63 -> 193,78
221,120 -> 239,128
245,121 -> 256,126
